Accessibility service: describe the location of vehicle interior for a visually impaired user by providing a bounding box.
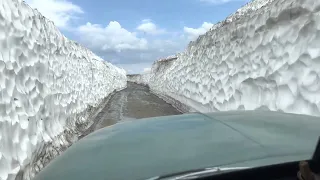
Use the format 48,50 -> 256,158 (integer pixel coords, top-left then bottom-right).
157,137 -> 320,180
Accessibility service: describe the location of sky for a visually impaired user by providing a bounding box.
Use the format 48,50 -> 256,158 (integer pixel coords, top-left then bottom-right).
25,0 -> 249,74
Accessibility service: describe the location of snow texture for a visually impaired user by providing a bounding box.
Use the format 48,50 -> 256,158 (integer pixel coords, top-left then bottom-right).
0,0 -> 126,180
132,0 -> 320,117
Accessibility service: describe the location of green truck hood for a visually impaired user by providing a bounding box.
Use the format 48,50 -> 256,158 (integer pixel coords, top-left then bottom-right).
34,111 -> 320,180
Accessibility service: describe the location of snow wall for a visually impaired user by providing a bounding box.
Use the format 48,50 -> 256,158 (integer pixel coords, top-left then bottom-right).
0,0 -> 127,180
127,74 -> 150,86
130,0 -> 320,116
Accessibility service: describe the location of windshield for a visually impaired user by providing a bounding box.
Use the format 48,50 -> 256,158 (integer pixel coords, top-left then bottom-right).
2,0 -> 320,179
147,167 -> 250,180
33,112 -> 320,180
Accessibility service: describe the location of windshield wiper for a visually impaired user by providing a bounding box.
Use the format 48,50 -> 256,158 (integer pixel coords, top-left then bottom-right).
147,136 -> 320,180
146,167 -> 249,180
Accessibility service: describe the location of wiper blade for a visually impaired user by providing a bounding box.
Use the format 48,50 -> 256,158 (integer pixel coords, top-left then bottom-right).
146,167 -> 249,180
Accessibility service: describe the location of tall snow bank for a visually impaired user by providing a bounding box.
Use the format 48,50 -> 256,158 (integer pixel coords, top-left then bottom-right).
144,0 -> 320,116
127,56 -> 177,85
127,74 -> 151,85
0,0 -> 126,180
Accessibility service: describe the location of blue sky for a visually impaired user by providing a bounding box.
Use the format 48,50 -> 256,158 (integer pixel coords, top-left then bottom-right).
26,0 -> 249,73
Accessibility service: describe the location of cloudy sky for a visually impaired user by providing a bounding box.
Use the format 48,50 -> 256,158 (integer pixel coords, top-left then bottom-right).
26,0 -> 249,74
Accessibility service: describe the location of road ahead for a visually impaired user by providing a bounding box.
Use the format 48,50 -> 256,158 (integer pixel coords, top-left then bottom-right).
82,82 -> 181,134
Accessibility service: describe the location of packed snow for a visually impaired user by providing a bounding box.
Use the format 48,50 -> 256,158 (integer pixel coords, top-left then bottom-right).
130,0 -> 320,117
0,0 -> 126,180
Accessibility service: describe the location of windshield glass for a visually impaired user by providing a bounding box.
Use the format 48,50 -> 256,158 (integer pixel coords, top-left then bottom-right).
33,112 -> 320,180
2,0 -> 320,179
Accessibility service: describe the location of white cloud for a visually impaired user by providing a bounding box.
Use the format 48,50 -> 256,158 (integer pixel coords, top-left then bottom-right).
71,19 -> 189,73
183,22 -> 213,40
143,67 -> 151,73
200,0 -> 244,4
25,0 -> 83,28
76,21 -> 183,62
116,63 -> 153,74
75,21 -> 184,74
137,19 -> 166,35
77,21 -> 148,52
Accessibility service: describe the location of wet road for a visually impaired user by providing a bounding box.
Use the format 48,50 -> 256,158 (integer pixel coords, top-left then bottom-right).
87,82 -> 181,131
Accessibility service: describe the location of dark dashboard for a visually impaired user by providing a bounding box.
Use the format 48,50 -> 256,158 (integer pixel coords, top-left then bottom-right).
195,137 -> 320,180
195,161 -> 312,180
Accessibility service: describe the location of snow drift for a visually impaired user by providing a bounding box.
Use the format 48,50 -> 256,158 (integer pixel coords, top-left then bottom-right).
131,0 -> 320,116
0,0 -> 126,180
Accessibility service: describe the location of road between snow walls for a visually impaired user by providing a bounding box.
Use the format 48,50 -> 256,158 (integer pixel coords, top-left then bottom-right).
129,0 -> 320,117
0,0 -> 127,180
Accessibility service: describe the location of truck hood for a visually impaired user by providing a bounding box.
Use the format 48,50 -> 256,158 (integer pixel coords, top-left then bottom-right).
34,111 -> 320,180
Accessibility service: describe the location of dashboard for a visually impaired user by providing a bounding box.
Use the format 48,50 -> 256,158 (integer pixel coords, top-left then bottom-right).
193,160 -> 319,180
